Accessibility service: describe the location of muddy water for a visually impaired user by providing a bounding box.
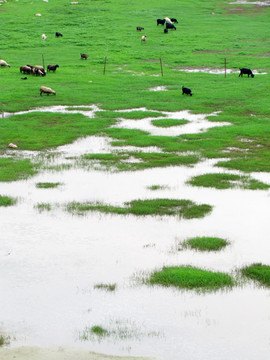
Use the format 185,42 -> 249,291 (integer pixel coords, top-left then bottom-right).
1,149 -> 270,360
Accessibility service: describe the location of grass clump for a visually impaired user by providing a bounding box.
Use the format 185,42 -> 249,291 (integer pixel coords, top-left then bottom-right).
0,336 -> 4,346
67,198 -> 212,219
152,119 -> 189,128
0,158 -> 38,182
36,182 -> 62,189
0,195 -> 17,207
241,263 -> 270,288
187,173 -> 270,190
35,203 -> 52,212
90,326 -> 109,337
94,283 -> 117,292
148,266 -> 234,291
182,237 -> 229,251
116,111 -> 162,119
147,185 -> 169,191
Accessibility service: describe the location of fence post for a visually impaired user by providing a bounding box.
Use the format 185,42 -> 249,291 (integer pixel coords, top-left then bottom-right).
42,54 -> 45,70
160,58 -> 163,77
103,56 -> 107,75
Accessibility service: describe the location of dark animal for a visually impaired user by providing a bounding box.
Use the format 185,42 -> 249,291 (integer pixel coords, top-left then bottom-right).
81,53 -> 88,60
164,29 -> 168,34
55,32 -> 63,37
182,86 -> 192,96
170,18 -> 178,23
21,77 -> 27,80
157,19 -> 165,26
136,26 -> 144,31
166,23 -> 176,30
239,68 -> 254,78
47,64 -> 59,72
20,65 -> 31,74
32,65 -> 46,76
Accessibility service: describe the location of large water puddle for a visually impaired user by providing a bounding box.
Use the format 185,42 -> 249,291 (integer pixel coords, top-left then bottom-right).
1,156 -> 270,359
175,67 -> 267,74
229,0 -> 270,5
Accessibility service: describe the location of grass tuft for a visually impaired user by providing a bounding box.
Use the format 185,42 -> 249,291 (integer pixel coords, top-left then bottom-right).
182,237 -> 229,251
94,283 -> 117,292
36,182 -> 62,189
0,195 -> 17,207
241,263 -> 270,288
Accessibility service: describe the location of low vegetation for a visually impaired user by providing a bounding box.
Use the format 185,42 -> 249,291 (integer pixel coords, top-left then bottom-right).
67,198 -> 212,219
147,185 -> 169,191
94,283 -> 117,292
182,237 -> 229,251
148,266 -> 234,291
152,119 -> 189,127
0,158 -> 38,182
241,263 -> 270,288
34,203 -> 52,212
35,182 -> 62,189
187,173 -> 270,190
0,195 -> 17,207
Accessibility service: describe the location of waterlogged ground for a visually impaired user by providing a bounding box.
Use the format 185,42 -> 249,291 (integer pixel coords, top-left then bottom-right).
1,112 -> 270,359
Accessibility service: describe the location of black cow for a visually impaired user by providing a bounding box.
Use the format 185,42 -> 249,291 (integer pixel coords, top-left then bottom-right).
164,29 -> 168,34
182,86 -> 192,96
166,23 -> 176,30
157,19 -> 165,26
47,64 -> 59,72
170,18 -> 178,23
56,32 -> 63,37
239,68 -> 254,78
136,26 -> 144,31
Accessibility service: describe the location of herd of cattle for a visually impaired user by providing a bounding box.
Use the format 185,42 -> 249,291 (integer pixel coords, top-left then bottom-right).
0,19 -> 256,97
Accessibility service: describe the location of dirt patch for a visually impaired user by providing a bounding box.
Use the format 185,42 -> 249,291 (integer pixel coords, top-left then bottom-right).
255,51 -> 270,57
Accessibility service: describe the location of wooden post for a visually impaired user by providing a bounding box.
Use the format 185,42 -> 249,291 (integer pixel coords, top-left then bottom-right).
225,57 -> 226,78
160,58 -> 163,77
103,56 -> 107,75
42,54 -> 45,70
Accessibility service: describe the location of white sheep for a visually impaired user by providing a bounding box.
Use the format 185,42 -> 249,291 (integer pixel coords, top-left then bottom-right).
0,59 -> 10,67
141,35 -> 147,42
41,34 -> 47,40
40,86 -> 56,96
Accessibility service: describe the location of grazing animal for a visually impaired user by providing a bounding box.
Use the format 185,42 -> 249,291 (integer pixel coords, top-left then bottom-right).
136,26 -> 144,31
20,65 -> 31,74
55,32 -> 63,37
165,17 -> 173,24
141,35 -> 147,42
40,86 -> 56,96
32,65 -> 46,76
0,59 -> 10,67
21,77 -> 27,80
182,86 -> 192,96
81,53 -> 88,60
166,23 -> 176,30
164,29 -> 168,34
41,34 -> 47,40
239,68 -> 254,78
47,64 -> 59,72
8,143 -> 18,149
170,18 -> 178,23
157,19 -> 165,26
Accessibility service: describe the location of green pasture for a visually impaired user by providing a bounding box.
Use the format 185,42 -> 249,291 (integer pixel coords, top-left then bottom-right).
0,0 -> 269,177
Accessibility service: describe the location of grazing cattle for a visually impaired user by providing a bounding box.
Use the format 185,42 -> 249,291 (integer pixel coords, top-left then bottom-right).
239,68 -> 254,78
170,18 -> 178,23
164,29 -> 168,34
20,65 -> 31,74
166,23 -> 176,30
40,86 -> 56,96
47,64 -> 59,72
55,32 -> 63,37
157,19 -> 165,26
182,86 -> 192,96
0,59 -> 10,67
81,53 -> 88,60
41,34 -> 47,40
141,35 -> 147,42
136,26 -> 144,31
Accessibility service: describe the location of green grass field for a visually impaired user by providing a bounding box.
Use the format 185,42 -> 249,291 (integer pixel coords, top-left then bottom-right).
0,0 -> 269,179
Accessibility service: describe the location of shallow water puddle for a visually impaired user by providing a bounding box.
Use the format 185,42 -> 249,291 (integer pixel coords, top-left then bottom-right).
229,0 -> 270,5
175,67 -> 267,74
148,86 -> 167,91
112,109 -> 229,136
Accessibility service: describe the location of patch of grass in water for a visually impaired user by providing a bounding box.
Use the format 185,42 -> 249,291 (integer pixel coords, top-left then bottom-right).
241,263 -> 270,288
147,185 -> 169,191
148,266 -> 234,291
0,158 -> 38,182
35,203 -> 52,212
36,182 -> 62,189
115,111 -> 162,119
67,198 -> 212,219
80,326 -> 109,341
0,336 -> 4,346
182,237 -> 229,251
0,195 -> 17,207
152,119 -> 189,127
187,173 -> 270,190
94,283 -> 117,292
